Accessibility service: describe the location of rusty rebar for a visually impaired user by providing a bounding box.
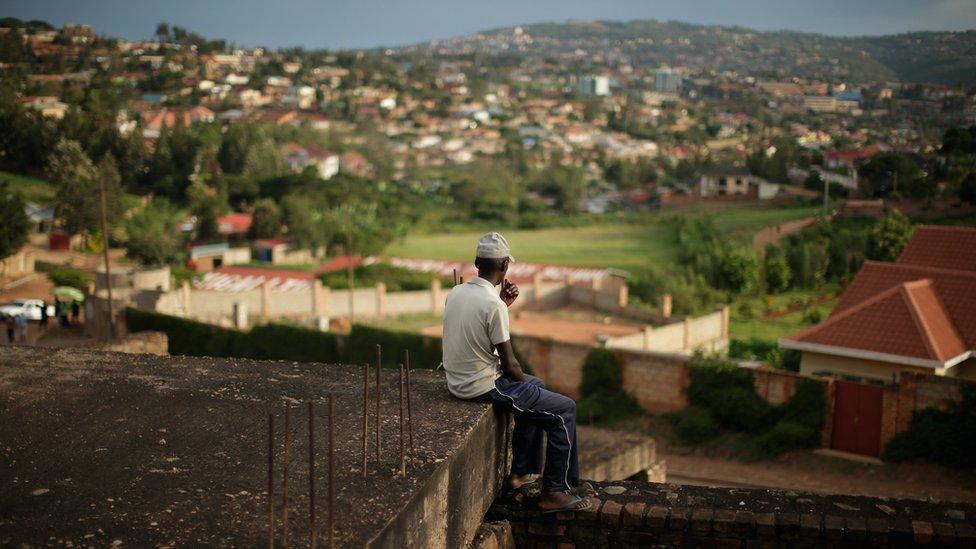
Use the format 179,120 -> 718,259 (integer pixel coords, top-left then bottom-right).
361,363 -> 369,478
375,344 -> 381,462
309,401 -> 316,549
404,350 -> 414,459
327,393 -> 335,549
453,268 -> 458,286
282,404 -> 291,548
460,276 -> 464,284
398,364 -> 406,477
268,412 -> 275,549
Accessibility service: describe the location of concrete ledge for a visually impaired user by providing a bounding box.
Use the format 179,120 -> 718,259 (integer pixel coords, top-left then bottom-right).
488,480 -> 976,547
0,346 -> 505,548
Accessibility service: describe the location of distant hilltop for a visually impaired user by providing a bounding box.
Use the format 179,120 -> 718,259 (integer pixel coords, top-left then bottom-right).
406,19 -> 976,87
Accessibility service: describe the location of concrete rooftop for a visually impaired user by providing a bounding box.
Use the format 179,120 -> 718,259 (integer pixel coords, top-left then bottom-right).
0,346 -> 503,547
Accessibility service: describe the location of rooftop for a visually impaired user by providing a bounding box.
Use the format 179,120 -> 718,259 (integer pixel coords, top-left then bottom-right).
0,346 -> 501,547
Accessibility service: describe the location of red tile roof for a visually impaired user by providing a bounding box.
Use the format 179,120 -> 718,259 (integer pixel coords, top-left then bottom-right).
829,261 -> 976,352
217,212 -> 252,236
789,279 -> 967,362
897,225 -> 976,273
785,225 -> 976,366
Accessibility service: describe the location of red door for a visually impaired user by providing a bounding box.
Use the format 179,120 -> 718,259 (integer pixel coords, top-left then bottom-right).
831,380 -> 884,457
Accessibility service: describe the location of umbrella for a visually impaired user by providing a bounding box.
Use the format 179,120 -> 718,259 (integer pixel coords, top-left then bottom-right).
53,286 -> 85,302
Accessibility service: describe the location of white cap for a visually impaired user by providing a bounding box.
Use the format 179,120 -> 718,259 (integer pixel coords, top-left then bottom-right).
475,232 -> 515,262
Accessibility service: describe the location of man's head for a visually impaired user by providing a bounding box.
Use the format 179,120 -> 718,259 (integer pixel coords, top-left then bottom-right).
474,232 -> 514,285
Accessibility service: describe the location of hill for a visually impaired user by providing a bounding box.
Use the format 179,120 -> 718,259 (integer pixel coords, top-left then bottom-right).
411,19 -> 976,86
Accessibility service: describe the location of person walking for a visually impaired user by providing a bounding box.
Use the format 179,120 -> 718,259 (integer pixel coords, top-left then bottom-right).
441,233 -> 588,513
39,301 -> 49,332
3,315 -> 13,344
70,301 -> 80,325
15,313 -> 28,344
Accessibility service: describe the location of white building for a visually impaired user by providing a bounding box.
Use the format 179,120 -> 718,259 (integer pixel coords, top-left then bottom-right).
578,75 -> 610,97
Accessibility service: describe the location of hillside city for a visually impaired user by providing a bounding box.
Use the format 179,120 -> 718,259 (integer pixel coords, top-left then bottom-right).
1,13 -> 976,548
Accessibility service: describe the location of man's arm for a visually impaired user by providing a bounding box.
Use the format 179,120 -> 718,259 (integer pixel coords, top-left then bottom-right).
494,340 -> 526,382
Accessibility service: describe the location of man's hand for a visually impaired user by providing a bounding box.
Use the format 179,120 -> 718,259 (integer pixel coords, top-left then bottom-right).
495,340 -> 526,382
501,279 -> 519,307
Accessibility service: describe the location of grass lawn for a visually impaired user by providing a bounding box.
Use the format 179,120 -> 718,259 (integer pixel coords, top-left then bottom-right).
361,312 -> 441,333
729,285 -> 840,342
387,204 -> 819,272
1,171 -> 57,204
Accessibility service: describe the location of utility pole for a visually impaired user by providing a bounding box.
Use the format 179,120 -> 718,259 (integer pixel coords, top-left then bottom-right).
345,210 -> 355,324
822,174 -> 829,215
97,176 -> 115,341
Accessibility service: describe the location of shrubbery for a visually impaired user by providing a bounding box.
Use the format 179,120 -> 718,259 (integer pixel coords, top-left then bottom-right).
577,348 -> 642,424
882,384 -> 976,468
125,308 -> 443,369
47,266 -> 93,290
729,338 -> 802,371
318,263 -> 450,292
667,357 -> 826,457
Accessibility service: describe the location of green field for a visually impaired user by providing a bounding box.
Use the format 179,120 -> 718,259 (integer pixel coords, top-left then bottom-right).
729,285 -> 840,342
0,171 -> 57,204
387,205 -> 819,272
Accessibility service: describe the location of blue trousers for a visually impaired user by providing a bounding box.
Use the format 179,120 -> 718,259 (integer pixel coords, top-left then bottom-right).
474,375 -> 579,492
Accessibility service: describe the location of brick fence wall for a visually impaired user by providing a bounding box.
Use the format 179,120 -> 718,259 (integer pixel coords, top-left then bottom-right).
487,480 -> 976,547
513,334 -> 975,456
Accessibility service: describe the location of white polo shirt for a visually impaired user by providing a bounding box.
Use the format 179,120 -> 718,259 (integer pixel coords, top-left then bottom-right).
442,276 -> 510,399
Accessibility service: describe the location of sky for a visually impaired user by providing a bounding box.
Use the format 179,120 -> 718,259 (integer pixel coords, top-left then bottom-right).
3,0 -> 976,50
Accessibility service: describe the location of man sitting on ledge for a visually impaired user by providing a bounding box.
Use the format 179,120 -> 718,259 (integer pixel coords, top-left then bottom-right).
442,232 -> 590,513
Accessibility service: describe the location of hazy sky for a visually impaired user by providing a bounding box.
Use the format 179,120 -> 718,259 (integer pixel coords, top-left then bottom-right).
4,0 -> 975,49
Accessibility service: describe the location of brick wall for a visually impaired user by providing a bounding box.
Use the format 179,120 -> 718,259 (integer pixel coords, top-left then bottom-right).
488,480 -> 976,547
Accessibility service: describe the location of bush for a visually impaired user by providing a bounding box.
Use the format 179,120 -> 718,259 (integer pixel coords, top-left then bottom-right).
318,263 -> 449,292
688,358 -> 775,432
728,338 -> 778,361
577,348 -> 641,424
125,308 -> 445,370
882,385 -> 976,468
676,357 -> 827,457
667,405 -> 720,444
48,267 -> 92,290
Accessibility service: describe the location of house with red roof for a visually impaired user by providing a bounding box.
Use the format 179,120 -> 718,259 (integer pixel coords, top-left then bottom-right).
780,226 -> 976,383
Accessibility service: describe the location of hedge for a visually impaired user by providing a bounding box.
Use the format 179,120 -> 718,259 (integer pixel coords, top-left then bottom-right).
577,348 -> 641,424
668,357 -> 826,457
124,308 -> 444,369
882,384 -> 976,468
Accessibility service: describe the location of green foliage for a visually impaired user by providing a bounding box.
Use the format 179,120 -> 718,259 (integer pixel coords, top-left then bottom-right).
858,153 -> 929,198
249,197 -> 282,239
866,209 -> 913,262
318,263 -> 446,292
717,247 -> 760,294
763,245 -> 792,294
125,308 -> 444,369
666,405 -> 720,444
0,181 -> 30,262
882,384 -> 976,468
728,338 -> 778,361
123,199 -> 185,267
577,348 -> 642,424
627,268 -> 723,316
47,266 -> 92,290
674,357 -> 826,456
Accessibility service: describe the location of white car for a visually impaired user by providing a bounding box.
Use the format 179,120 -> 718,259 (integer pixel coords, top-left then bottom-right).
0,299 -> 56,321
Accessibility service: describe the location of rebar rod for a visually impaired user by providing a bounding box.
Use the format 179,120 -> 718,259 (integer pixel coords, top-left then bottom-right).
404,350 -> 414,459
309,402 -> 316,549
375,344 -> 381,461
398,364 -> 406,477
327,393 -> 335,549
268,412 -> 275,549
361,363 -> 369,478
282,404 -> 291,548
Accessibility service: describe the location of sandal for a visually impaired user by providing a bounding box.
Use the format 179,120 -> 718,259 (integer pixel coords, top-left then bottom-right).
540,495 -> 592,514
508,473 -> 541,489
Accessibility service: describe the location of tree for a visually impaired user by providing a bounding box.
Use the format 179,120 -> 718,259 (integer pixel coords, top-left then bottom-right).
249,198 -> 282,239
281,193 -> 330,250
47,138 -> 99,235
858,153 -> 926,198
717,248 -> 760,294
0,182 -> 30,277
124,199 -> 183,266
867,209 -> 914,261
763,245 -> 792,294
242,131 -> 285,181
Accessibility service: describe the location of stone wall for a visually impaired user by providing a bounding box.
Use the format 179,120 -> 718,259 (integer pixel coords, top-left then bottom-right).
488,481 -> 976,547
